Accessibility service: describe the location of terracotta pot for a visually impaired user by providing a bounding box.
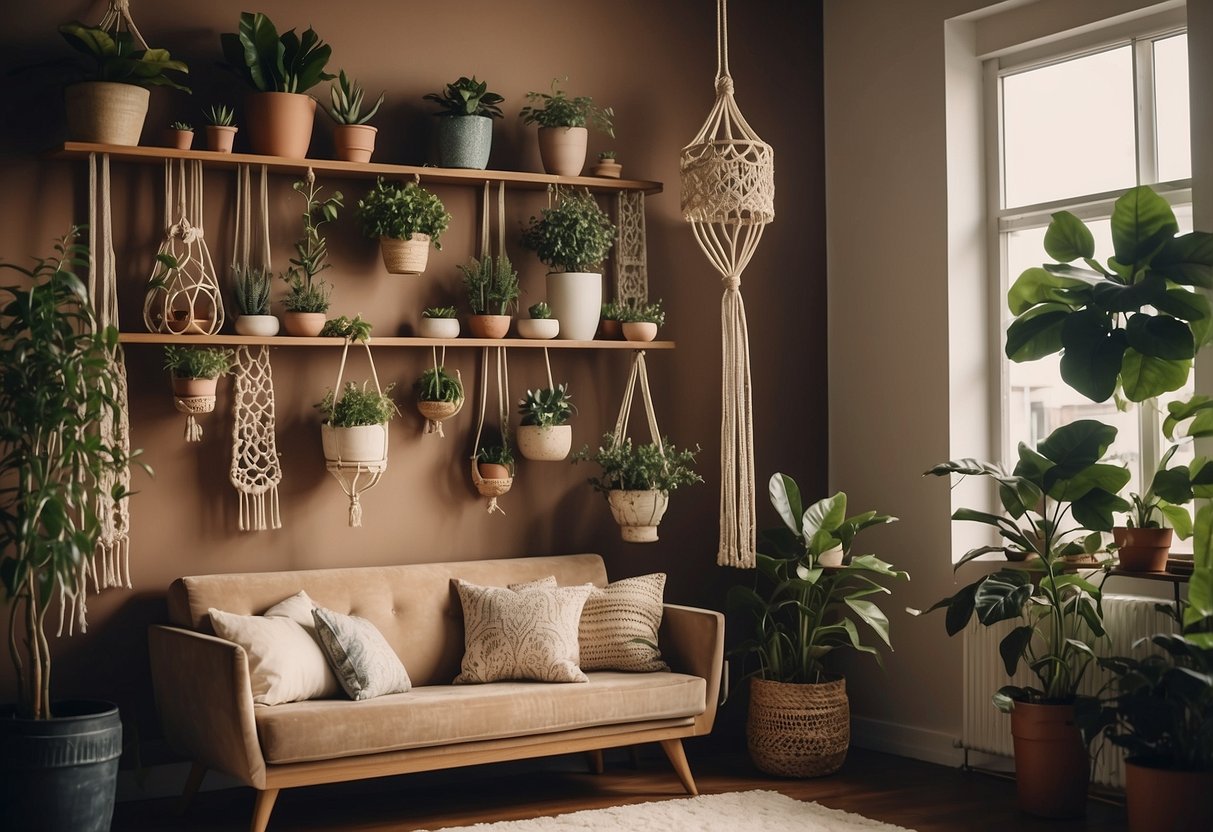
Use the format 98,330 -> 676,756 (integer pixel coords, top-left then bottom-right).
591,160 -> 622,178
1115,527 -> 1172,572
518,424 -> 572,461
478,462 -> 510,480
516,318 -> 559,340
1125,758 -> 1213,832
537,126 -> 588,176
171,376 -> 218,398
600,318 -> 621,340
436,115 -> 493,169
622,321 -> 658,342
417,317 -> 460,339
547,272 -> 602,341
607,489 -> 669,543
164,129 -> 194,150
206,125 -> 238,153
245,91 -> 317,158
1009,702 -> 1089,818
321,423 -> 388,465
467,315 -> 511,339
747,678 -> 850,777
234,315 -> 279,337
281,312 -> 327,337
380,236 -> 431,275
333,124 -> 377,163
64,82 -> 149,146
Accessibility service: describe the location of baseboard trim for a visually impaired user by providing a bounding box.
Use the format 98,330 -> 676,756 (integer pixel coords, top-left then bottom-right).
849,716 -> 968,768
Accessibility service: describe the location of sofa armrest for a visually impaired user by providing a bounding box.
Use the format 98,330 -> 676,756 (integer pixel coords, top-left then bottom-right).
148,625 -> 266,789
659,604 -> 724,733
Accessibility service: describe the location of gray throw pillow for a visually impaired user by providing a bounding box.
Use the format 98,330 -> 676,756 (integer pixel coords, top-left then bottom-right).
312,606 -> 411,700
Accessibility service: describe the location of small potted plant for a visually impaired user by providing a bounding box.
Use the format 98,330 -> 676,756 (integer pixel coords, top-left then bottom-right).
517,301 -> 559,340
280,172 -> 342,336
461,254 -> 519,338
232,265 -> 278,336
599,300 -> 626,340
417,305 -> 459,339
574,434 -> 702,542
520,191 -> 615,341
356,177 -> 451,275
317,381 -> 398,464
56,21 -> 190,147
165,120 -> 193,150
620,299 -> 665,342
414,364 -> 464,436
319,314 -> 373,342
325,70 -> 384,163
519,77 -> 614,176
204,104 -> 237,153
518,383 -> 575,461
219,12 -> 333,158
423,76 -> 505,170
592,150 -> 622,178
164,345 -> 232,442
476,440 -> 515,481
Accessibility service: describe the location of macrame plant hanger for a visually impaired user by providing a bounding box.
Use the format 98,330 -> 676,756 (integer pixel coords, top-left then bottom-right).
470,346 -> 513,514
229,164 -> 283,530
417,345 -> 463,436
98,0 -> 148,49
325,338 -> 388,527
680,0 -> 775,569
609,350 -> 669,543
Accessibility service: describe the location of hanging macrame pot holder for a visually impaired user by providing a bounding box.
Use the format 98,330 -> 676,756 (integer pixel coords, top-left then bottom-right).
607,350 -> 669,543
470,346 -> 513,514
322,337 -> 389,527
417,346 -> 464,437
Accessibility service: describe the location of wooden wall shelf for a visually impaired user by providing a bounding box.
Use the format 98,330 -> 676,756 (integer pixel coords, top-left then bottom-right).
51,142 -> 664,195
119,333 -> 674,350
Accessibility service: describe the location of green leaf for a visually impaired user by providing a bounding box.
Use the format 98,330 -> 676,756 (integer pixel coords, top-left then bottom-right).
1070,487 -> 1131,532
1005,304 -> 1069,362
1157,502 -> 1193,540
1152,288 -> 1213,349
1044,211 -> 1096,262
1007,267 -> 1089,316
1059,310 -> 1126,403
1120,349 -> 1191,402
1153,230 -> 1213,288
1047,463 -> 1130,503
802,493 -> 846,543
999,625 -> 1034,676
1090,271 -> 1168,313
1036,419 -> 1117,472
1124,313 -> 1194,360
1111,186 -> 1178,267
1164,395 -> 1213,440
768,473 -> 804,537
844,598 -> 892,647
974,572 -> 1032,625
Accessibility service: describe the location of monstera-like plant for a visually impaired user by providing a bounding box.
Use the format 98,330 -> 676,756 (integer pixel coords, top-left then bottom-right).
1005,186 -> 1213,403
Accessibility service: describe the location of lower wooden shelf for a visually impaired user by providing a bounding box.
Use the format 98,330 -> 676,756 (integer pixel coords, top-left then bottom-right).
118,333 -> 674,350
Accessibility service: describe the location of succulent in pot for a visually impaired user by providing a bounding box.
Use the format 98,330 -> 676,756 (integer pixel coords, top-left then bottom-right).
519,76 -> 614,176
518,383 -> 575,461
592,150 -> 622,178
417,305 -> 460,339
356,178 -> 451,275
477,440 -> 515,481
325,70 -> 384,163
619,299 -> 666,342
233,265 -> 278,336
461,254 -> 519,338
423,76 -> 504,170
280,172 -> 341,336
517,301 -> 559,340
414,365 -> 464,436
165,120 -> 193,149
204,103 -> 237,152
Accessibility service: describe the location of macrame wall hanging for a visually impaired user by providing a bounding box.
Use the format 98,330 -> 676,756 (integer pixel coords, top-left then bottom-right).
142,159 -> 225,336
680,0 -> 775,569
607,350 -> 670,543
321,338 -> 389,527
470,347 -> 513,514
98,0 -> 147,48
228,165 -> 283,530
614,190 -> 649,308
417,345 -> 464,437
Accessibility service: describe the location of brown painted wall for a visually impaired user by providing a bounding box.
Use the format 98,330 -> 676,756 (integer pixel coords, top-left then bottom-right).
0,0 -> 825,759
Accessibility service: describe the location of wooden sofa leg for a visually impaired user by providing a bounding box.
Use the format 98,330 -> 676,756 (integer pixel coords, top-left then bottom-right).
660,739 -> 699,796
587,749 -> 605,774
250,788 -> 280,832
179,762 -> 206,814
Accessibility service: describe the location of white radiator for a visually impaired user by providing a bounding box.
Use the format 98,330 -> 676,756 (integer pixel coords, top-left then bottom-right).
961,593 -> 1177,788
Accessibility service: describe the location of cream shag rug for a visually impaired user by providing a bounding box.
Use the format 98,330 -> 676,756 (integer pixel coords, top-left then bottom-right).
428,790 -> 916,831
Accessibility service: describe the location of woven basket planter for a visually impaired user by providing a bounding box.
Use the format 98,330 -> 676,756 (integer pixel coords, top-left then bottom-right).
380,236 -> 431,275
747,677 -> 850,778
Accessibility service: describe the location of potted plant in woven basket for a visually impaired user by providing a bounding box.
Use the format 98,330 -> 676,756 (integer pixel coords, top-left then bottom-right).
461,254 -> 518,338
730,473 -> 906,778
414,364 -> 464,437
423,75 -> 505,170
476,439 -> 514,482
417,305 -> 459,339
280,172 -> 341,336
356,178 -> 451,276
519,77 -> 614,176
518,383 -> 575,461
325,70 -> 384,163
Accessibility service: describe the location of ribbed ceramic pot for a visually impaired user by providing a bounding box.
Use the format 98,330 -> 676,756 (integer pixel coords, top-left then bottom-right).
538,126 -> 588,176
333,124 -> 377,163
607,489 -> 669,542
321,423 -> 388,465
246,91 -> 316,158
518,424 -> 572,461
65,82 -> 149,146
547,272 -> 601,341
436,115 -> 493,169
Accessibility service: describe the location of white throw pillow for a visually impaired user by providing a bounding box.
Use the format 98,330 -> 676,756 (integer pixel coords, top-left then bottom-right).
312,606 -> 411,700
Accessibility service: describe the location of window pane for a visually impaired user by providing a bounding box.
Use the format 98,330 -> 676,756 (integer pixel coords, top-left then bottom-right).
1002,46 -> 1136,208
1154,34 -> 1191,182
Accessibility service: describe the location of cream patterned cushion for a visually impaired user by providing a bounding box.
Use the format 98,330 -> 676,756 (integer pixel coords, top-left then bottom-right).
312,606 -> 411,700
454,579 -> 593,684
580,573 -> 669,671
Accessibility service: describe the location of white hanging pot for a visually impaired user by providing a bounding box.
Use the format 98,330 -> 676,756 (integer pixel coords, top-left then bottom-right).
321,423 -> 389,465
235,314 -> 280,337
380,235 -> 431,275
64,82 -> 149,146
518,424 -> 572,461
547,272 -> 602,341
607,489 -> 670,543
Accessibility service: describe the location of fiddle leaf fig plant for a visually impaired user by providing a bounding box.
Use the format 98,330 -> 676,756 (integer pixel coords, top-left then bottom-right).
1006,186 -> 1213,403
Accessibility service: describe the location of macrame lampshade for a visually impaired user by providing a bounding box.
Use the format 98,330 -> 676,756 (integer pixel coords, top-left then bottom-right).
680,0 -> 775,569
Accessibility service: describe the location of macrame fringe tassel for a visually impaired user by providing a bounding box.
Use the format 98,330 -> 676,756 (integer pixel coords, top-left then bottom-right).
718,284 -> 757,568
349,495 -> 363,528
185,415 -> 202,442
238,488 -> 281,532
485,497 -> 505,516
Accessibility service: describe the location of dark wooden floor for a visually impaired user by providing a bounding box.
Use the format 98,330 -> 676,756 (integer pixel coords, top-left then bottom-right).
111,747 -> 1128,831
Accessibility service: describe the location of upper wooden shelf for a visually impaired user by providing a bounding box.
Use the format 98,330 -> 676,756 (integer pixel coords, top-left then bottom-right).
118,333 -> 673,350
51,142 -> 664,195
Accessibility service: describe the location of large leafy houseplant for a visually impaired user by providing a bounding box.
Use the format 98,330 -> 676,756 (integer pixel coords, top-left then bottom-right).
58,22 -> 189,91
219,12 -> 332,94
1005,186 -> 1213,403
0,232 -> 143,720
520,191 -> 615,273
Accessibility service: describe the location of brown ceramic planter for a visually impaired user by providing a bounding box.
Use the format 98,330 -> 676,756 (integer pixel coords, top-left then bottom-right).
171,377 -> 218,397
600,318 -> 622,339
1115,527 -> 1172,572
281,312 -> 327,337
537,126 -> 588,176
164,129 -> 194,150
478,462 -> 510,480
333,124 -> 377,163
206,125 -> 238,153
245,91 -> 316,158
467,315 -> 511,339
1009,702 -> 1089,818
1125,758 -> 1213,832
591,160 -> 622,178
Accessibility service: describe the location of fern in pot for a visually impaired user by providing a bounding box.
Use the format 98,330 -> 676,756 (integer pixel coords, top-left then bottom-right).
233,265 -> 278,336
518,383 -> 575,461
356,177 -> 451,276
423,75 -> 505,170
519,76 -> 614,176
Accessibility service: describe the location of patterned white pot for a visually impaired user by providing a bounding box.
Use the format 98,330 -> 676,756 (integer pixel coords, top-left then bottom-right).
547,272 -> 601,341
321,423 -> 388,465
607,489 -> 669,543
518,424 -> 572,461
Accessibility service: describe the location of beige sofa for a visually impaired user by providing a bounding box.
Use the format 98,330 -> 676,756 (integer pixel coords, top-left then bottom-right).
148,554 -> 724,832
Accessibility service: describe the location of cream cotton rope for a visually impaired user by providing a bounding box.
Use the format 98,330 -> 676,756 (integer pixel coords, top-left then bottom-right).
324,338 -> 388,527
680,0 -> 775,569
98,0 -> 148,49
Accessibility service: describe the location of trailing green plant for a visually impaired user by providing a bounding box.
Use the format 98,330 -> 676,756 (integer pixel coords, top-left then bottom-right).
519,77 -> 614,135
460,254 -> 519,315
529,301 -> 553,320
219,12 -> 333,94
0,230 -> 147,719
477,442 -> 515,470
422,306 -> 457,319
520,191 -> 615,273
319,314 -> 372,342
281,171 -> 341,314
519,384 -> 575,428
205,103 -> 235,126
356,178 -> 451,247
915,420 -> 1133,711
325,70 -> 384,125
574,434 -> 703,495
316,381 -> 398,427
728,473 -> 907,685
1005,186 -> 1213,403
423,76 -> 504,118
162,345 -> 232,379
415,367 -> 463,403
233,265 -> 272,316
57,21 -> 190,91
169,120 -> 192,131
618,299 -> 665,327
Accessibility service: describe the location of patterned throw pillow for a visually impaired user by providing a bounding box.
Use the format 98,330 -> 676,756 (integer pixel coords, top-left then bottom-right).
580,573 -> 669,672
208,604 -> 340,705
312,606 -> 411,700
454,579 -> 593,684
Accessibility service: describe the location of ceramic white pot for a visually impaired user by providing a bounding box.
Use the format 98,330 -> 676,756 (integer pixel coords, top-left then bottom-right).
321,423 -> 388,464
235,315 -> 280,337
537,126 -> 588,176
607,489 -> 669,543
417,317 -> 460,339
547,272 -> 602,341
818,546 -> 844,567
65,82 -> 150,146
380,236 -> 431,275
516,318 -> 559,340
518,424 -> 572,461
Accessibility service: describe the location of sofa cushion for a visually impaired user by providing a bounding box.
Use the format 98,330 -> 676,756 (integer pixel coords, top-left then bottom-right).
313,606 -> 411,700
581,573 -> 670,672
208,605 -> 339,706
255,672 -> 706,764
453,579 -> 592,684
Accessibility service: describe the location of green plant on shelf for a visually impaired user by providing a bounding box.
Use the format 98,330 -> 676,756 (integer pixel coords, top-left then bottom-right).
618,299 -> 665,327
233,265 -> 272,316
356,178 -> 451,246
519,384 -> 575,428
415,367 -> 463,403
519,77 -> 613,136
206,103 -> 235,126
528,301 -> 553,320
520,190 -> 615,273
169,120 -> 192,131
423,76 -> 504,118
316,381 -> 398,428
281,171 -> 341,314
325,70 -> 384,125
598,150 -> 617,161
220,12 -> 333,94
319,314 -> 372,342
423,306 -> 458,319
461,254 -> 519,316
163,345 -> 232,379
